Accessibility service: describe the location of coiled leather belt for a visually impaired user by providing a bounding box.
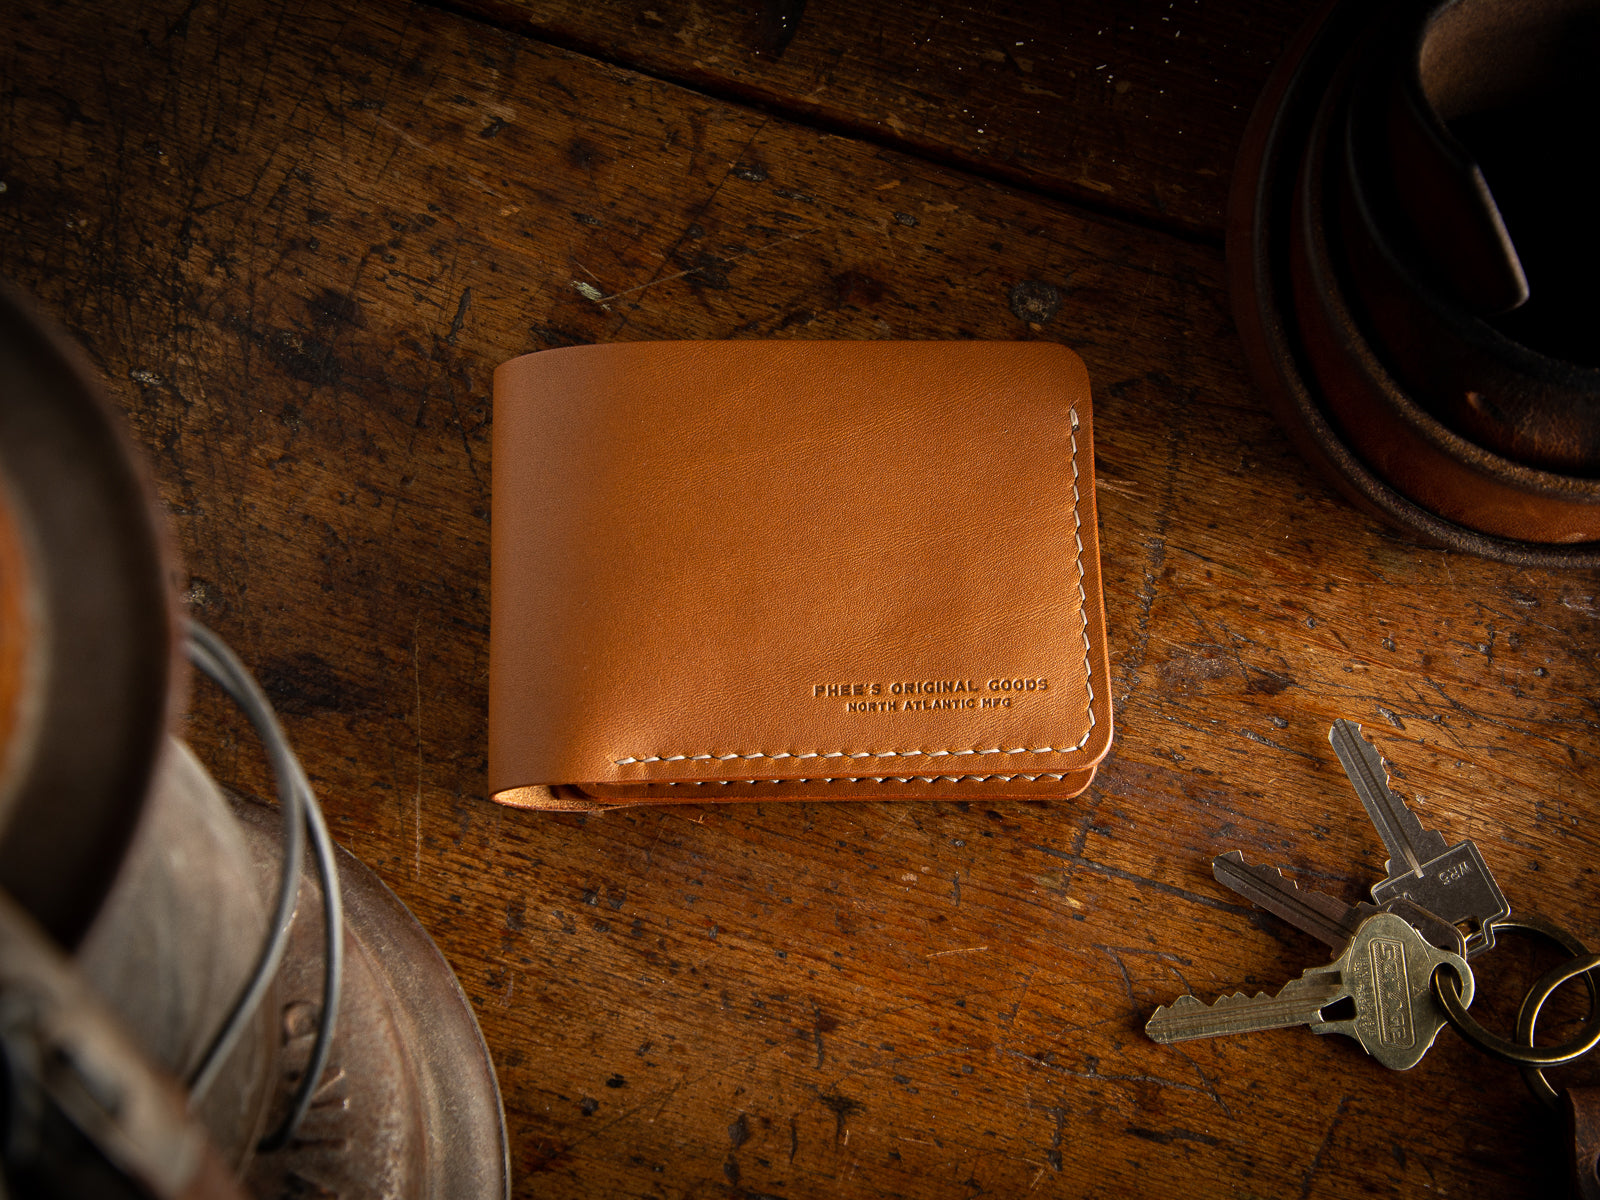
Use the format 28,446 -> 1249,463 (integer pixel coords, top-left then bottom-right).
1230,0 -> 1600,565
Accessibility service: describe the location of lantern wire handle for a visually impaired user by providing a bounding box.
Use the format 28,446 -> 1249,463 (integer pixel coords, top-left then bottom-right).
183,621 -> 344,1151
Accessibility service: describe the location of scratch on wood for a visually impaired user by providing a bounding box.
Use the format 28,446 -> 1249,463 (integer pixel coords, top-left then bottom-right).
1238,727 -> 1316,759
1031,845 -> 1252,915
928,945 -> 989,958
1123,265 -> 1156,338
1068,788 -> 1103,860
373,114 -> 503,198
446,286 -> 470,343
1118,485 -> 1171,705
1299,1094 -> 1354,1199
1093,474 -> 1145,501
994,1046 -> 1233,1113
1048,1105 -> 1065,1171
644,815 -> 668,865
573,228 -> 817,307
600,117 -> 775,336
1100,945 -> 1136,1005
1002,969 -> 1035,1026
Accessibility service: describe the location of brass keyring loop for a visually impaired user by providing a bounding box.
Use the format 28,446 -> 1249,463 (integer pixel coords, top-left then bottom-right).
1519,953 -> 1600,1109
1430,915 -> 1600,1070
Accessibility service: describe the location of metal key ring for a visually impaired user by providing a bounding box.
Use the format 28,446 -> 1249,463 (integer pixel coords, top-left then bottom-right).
1430,914 -> 1600,1069
1520,953 -> 1600,1109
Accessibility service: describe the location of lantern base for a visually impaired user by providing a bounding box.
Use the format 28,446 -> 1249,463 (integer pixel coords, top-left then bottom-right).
231,796 -> 508,1200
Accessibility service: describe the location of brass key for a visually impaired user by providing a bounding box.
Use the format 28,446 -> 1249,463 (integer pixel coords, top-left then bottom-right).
1146,911 -> 1474,1070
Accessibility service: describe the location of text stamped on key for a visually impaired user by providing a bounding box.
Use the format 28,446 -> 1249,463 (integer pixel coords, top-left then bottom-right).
1367,933 -> 1415,1048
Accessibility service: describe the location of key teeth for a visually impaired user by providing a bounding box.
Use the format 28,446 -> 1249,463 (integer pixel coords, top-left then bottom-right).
1332,718 -> 1409,810
1215,849 -> 1339,902
1208,989 -> 1281,1008
1171,989 -> 1279,1007
1215,850 -> 1299,891
1146,989 -> 1293,1043
1146,989 -> 1271,1024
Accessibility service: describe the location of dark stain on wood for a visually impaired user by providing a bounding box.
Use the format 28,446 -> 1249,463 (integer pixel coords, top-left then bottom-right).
307,288 -> 364,329
1246,668 -> 1297,696
819,1092 -> 863,1144
566,137 -> 601,169
674,249 -> 734,290
523,1138 -> 574,1172
255,652 -> 372,716
254,325 -> 346,388
832,270 -> 885,306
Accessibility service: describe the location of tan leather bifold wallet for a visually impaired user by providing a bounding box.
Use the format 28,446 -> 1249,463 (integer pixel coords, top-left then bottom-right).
490,341 -> 1111,810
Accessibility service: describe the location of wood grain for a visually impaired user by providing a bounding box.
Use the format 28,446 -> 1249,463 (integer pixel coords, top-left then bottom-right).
459,0 -> 1320,237
2,0 -> 1599,1196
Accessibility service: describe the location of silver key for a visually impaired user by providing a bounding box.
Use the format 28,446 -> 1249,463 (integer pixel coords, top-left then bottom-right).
1213,851 -> 1466,959
1329,719 -> 1510,955
1146,911 -> 1473,1069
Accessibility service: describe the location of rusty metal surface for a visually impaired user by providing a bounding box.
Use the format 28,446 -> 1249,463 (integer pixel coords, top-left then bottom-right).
231,795 -> 509,1200
2,286 -> 503,1191
76,740 -> 278,1169
1227,0 -> 1600,563
0,891 -> 247,1200
0,287 -> 179,945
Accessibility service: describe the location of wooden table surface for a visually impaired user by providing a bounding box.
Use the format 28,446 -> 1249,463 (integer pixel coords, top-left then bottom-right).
5,1 -> 1599,1195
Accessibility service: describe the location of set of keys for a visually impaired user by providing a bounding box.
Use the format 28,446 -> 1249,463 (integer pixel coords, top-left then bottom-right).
1146,719 -> 1512,1070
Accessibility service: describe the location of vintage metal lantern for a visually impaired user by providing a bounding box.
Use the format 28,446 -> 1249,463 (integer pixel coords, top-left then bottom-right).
0,289 -> 508,1198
